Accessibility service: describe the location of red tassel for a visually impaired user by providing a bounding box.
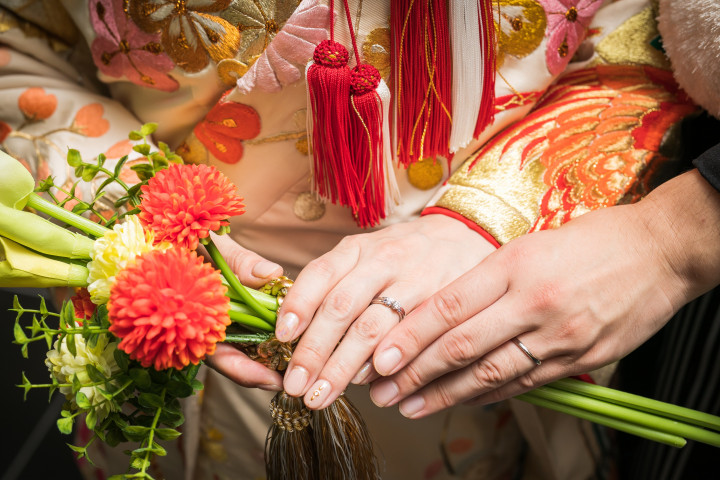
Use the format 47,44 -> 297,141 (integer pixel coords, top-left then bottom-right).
306,39 -> 359,210
392,0 -> 453,167
348,64 -> 390,228
474,0 -> 496,138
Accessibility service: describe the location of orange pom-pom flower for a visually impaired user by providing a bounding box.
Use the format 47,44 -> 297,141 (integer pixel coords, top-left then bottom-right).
108,247 -> 231,370
138,164 -> 245,250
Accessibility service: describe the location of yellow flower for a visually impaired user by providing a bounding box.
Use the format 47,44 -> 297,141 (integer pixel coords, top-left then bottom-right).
87,215 -> 162,304
45,332 -> 120,422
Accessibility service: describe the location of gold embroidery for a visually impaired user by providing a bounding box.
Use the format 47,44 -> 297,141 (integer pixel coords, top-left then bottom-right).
407,157 -> 444,190
494,0 -> 546,68
363,28 -> 391,81
594,7 -> 669,69
437,66 -> 695,243
220,0 -> 298,67
128,0 -> 240,73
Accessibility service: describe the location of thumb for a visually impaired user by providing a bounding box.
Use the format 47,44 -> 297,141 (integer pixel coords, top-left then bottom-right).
210,233 -> 283,288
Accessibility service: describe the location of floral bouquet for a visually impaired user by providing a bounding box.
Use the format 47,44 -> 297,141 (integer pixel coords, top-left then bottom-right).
4,124 -> 720,480
1,125 -> 325,480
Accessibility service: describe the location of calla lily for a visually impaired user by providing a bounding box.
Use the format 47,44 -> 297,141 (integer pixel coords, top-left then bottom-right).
0,150 -> 95,259
0,236 -> 88,287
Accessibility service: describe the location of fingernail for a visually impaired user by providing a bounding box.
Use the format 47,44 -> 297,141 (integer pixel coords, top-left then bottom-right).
370,380 -> 399,407
305,380 -> 331,408
374,347 -> 402,375
276,312 -> 299,342
253,260 -> 281,279
258,383 -> 283,392
399,395 -> 425,418
283,366 -> 309,395
351,361 -> 373,385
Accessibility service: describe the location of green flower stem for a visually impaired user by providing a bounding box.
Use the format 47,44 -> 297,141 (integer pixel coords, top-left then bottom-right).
224,332 -> 274,344
138,388 -> 166,479
525,386 -> 720,447
222,279 -> 279,311
206,239 -> 276,325
552,378 -> 720,432
98,167 -> 132,193
518,392 -> 687,448
26,193 -> 108,238
228,309 -> 274,333
11,309 -> 60,317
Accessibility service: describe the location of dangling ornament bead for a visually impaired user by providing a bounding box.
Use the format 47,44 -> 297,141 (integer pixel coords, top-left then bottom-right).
350,64 -> 381,95
313,40 -> 350,67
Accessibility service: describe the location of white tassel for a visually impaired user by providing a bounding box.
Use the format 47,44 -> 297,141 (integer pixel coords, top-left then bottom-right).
449,1 -> 484,153
377,79 -> 400,213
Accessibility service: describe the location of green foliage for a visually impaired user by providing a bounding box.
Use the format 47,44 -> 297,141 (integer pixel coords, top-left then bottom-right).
34,123 -> 184,229
12,295 -> 200,480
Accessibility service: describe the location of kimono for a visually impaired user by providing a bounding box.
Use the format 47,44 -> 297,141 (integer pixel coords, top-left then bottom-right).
0,0 -> 697,478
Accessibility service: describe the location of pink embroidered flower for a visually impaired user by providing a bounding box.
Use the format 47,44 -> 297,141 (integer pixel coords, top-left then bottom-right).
89,0 -> 178,91
539,0 -> 601,75
236,0 -> 330,94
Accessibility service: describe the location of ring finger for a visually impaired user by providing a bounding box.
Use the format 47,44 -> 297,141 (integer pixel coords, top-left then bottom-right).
302,293 -> 411,409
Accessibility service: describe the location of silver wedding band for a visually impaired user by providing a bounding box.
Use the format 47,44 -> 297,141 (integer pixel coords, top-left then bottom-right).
370,296 -> 406,321
513,337 -> 542,366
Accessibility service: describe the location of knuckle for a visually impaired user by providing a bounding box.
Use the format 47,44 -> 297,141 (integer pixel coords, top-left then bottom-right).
431,290 -> 467,328
527,281 -> 563,313
402,363 -> 426,390
434,383 -> 456,410
516,373 -> 536,391
295,338 -> 329,366
305,256 -> 337,280
438,332 -> 476,368
470,357 -> 506,390
351,315 -> 383,344
320,290 -> 356,321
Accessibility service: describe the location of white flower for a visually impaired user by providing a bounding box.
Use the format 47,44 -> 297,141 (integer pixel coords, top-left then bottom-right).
87,215 -> 161,304
45,332 -> 120,421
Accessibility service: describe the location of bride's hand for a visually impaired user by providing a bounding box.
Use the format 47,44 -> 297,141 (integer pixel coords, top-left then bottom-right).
205,234 -> 284,390
275,214 -> 497,409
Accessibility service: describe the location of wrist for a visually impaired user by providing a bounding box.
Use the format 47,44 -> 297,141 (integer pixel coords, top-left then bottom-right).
636,169 -> 720,303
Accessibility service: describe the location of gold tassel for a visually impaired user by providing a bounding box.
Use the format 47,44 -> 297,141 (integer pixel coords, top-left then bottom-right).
244,278 -> 381,479
266,391 -> 318,480
312,392 -> 381,480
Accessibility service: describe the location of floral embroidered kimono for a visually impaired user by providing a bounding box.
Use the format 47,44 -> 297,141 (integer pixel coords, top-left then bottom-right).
0,0 -> 696,478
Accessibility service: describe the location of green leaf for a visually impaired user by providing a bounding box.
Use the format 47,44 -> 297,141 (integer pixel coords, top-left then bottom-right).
190,379 -> 204,391
128,130 -> 143,141
71,202 -> 90,214
66,333 -> 77,357
85,409 -> 97,430
35,176 -> 55,192
106,428 -> 125,447
150,154 -> 168,171
159,410 -> 184,428
67,444 -> 86,454
138,392 -> 163,409
113,349 -> 130,372
96,153 -> 107,167
154,428 -> 181,441
61,301 -> 76,328
81,166 -> 99,182
38,296 -> 49,317
113,155 -> 129,177
140,122 -> 158,137
129,368 -> 151,389
86,364 -> 106,383
75,391 -> 91,409
18,372 -> 32,400
67,149 -> 82,167
184,363 -> 201,381
133,144 -> 151,156
166,380 -> 193,398
131,455 -> 150,471
130,164 -> 155,181
12,294 -> 21,311
44,331 -> 54,349
13,320 -> 28,344
123,425 -> 151,441
72,374 -> 82,394
57,417 -> 74,434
